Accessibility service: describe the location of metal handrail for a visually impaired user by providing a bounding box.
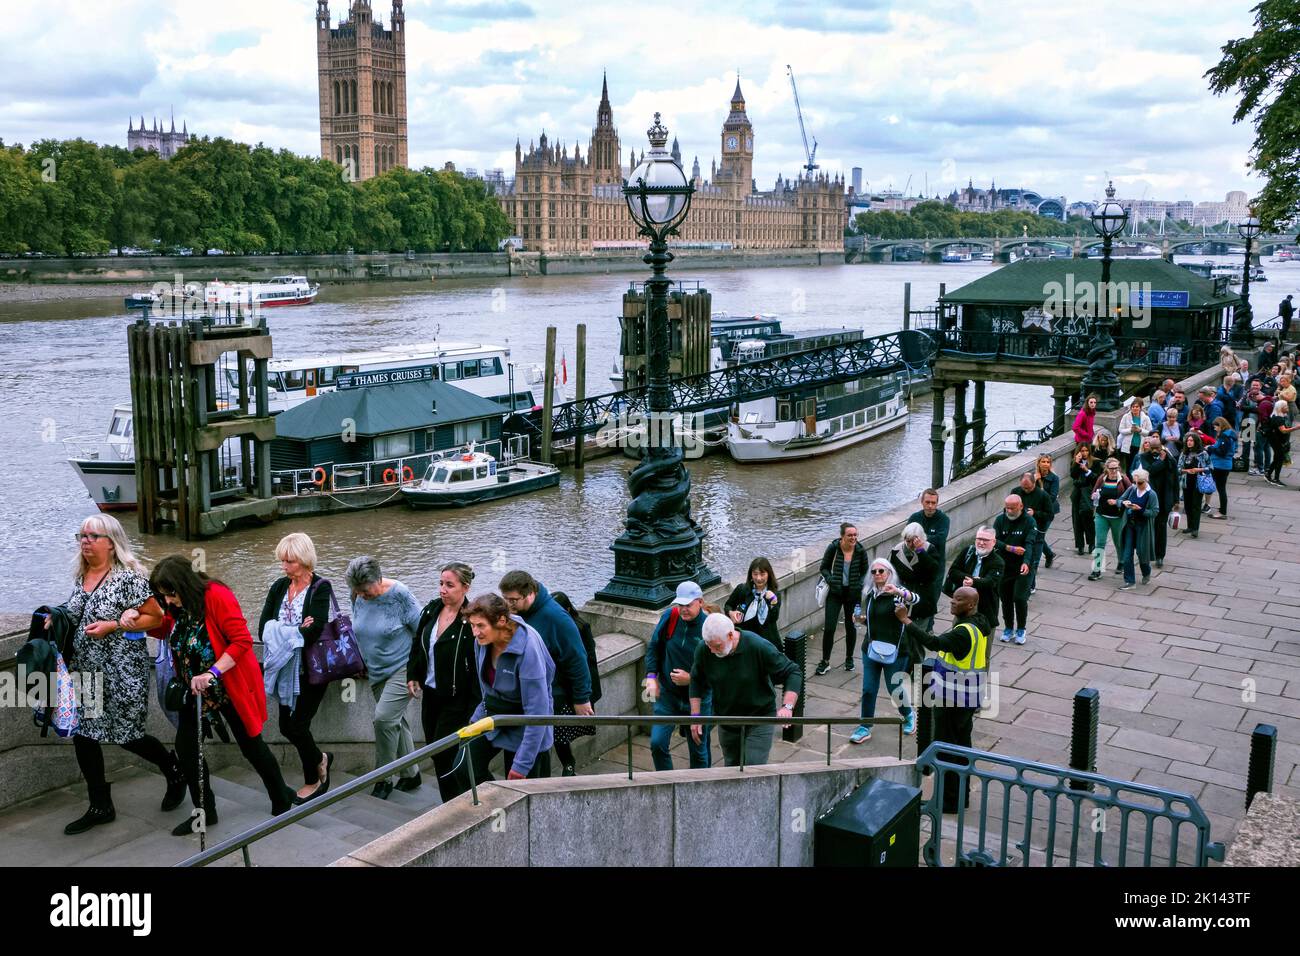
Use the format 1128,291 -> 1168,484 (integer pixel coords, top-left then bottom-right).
175,712 -> 903,868
917,742 -> 1225,867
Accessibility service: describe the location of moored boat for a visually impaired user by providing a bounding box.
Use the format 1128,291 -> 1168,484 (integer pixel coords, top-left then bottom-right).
402,451 -> 559,508
65,404 -> 138,511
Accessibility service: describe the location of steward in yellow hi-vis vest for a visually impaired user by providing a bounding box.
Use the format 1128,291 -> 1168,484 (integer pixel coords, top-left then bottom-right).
895,586 -> 992,813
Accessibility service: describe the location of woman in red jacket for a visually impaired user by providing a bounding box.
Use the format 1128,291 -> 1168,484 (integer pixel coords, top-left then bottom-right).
150,556 -> 294,836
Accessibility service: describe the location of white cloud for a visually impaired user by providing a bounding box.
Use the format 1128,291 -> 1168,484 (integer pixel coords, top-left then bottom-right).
0,0 -> 1265,204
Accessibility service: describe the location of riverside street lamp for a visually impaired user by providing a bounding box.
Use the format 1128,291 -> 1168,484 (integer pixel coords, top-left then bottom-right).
596,113 -> 719,608
1232,213 -> 1261,347
1081,181 -> 1127,411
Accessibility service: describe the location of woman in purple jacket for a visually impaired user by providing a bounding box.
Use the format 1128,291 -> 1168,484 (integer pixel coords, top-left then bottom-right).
463,594 -> 556,781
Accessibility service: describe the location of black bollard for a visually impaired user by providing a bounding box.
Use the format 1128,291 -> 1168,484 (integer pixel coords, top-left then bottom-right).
1068,687 -> 1099,791
782,629 -> 807,743
1246,724 -> 1277,809
917,659 -> 935,753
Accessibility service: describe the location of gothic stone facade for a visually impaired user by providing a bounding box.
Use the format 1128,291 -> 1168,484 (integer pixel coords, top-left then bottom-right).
127,116 -> 191,159
316,0 -> 408,182
501,79 -> 845,254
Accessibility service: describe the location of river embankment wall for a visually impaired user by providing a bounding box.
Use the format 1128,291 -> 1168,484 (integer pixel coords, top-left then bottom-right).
1,248 -> 840,287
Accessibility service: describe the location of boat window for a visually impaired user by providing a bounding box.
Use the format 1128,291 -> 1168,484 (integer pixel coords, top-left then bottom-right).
489,461 -> 497,476
283,370 -> 305,390
373,432 -> 414,458
481,358 -> 502,376
110,416 -> 127,436
855,411 -> 865,427
124,418 -> 133,438
432,468 -> 450,484
777,402 -> 792,422
743,412 -> 761,425
475,466 -> 489,479
829,419 -> 841,435
801,399 -> 817,418
225,369 -> 240,389
462,360 -> 480,378
341,366 -> 359,375
867,407 -> 878,422
845,379 -> 859,394
443,362 -> 461,381
305,369 -> 316,388
449,468 -> 473,483
319,367 -> 337,385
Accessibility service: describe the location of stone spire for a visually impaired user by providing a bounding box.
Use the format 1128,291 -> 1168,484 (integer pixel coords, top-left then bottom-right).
671,136 -> 681,164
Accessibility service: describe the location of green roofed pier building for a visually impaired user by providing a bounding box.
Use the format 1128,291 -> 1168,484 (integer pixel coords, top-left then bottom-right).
915,258 -> 1243,486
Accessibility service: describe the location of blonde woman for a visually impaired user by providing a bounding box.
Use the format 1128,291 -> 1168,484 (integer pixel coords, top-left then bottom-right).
61,515 -> 183,835
848,559 -> 919,744
257,532 -> 335,804
1219,345 -> 1240,379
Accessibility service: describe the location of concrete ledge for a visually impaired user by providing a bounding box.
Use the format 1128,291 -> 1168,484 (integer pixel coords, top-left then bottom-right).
339,756 -> 917,867
1224,793 -> 1300,866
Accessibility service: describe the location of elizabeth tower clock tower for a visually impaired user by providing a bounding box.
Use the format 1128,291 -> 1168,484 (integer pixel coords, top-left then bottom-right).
719,77 -> 753,200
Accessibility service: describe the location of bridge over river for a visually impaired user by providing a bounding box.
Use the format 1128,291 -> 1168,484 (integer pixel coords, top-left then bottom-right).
846,234 -> 1295,264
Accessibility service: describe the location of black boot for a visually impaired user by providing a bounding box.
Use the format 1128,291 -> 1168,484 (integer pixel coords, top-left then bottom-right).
172,785 -> 218,837
65,782 -> 115,835
161,750 -> 187,812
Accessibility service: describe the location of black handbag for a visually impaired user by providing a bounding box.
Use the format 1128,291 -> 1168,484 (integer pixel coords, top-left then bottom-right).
164,677 -> 188,713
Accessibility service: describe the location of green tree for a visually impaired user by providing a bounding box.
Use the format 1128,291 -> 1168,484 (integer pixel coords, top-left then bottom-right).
0,145 -> 43,253
1206,0 -> 1300,230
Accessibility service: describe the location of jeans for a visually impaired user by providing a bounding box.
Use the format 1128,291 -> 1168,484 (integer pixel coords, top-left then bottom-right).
1211,467 -> 1230,515
1183,482 -> 1203,532
371,674 -> 419,786
1255,431 -> 1272,472
1092,514 -> 1123,573
860,653 -> 913,723
718,723 -> 776,767
1072,504 -> 1095,552
650,692 -> 712,770
1119,522 -> 1151,585
420,691 -> 479,802
821,585 -> 859,663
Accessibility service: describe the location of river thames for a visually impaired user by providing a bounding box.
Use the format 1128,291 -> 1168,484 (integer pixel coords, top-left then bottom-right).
4,257 -> 1293,613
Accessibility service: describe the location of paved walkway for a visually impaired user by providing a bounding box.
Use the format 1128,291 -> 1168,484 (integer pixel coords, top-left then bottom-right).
595,463 -> 1300,859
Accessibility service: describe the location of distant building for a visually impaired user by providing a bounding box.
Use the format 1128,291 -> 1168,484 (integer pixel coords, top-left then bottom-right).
127,114 -> 191,159
851,167 -> 863,194
316,0 -> 408,181
1036,198 -> 1066,221
499,75 -> 845,253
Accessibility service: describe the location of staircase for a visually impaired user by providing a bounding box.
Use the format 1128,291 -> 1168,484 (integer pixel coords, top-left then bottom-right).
0,763 -> 440,867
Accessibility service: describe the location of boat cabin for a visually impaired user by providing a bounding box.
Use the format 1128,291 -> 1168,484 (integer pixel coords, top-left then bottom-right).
269,379 -> 505,474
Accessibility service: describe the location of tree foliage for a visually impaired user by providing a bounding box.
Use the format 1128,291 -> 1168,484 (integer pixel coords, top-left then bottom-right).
0,137 -> 511,255
1206,0 -> 1300,230
849,201 -> 1093,239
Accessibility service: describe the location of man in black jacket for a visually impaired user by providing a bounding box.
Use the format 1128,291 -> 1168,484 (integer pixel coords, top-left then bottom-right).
943,527 -> 1004,629
1134,435 -> 1175,568
906,489 -> 950,627
896,587 -> 990,813
992,495 -> 1036,645
1010,471 -> 1053,594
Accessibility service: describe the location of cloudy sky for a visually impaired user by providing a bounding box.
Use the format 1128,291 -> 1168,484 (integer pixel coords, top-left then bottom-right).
0,0 -> 1264,205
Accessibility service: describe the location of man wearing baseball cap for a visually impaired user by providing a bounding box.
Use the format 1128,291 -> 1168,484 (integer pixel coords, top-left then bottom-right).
643,581 -> 712,770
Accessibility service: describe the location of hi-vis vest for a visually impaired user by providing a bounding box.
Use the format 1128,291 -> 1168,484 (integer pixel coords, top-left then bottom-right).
931,621 -> 988,709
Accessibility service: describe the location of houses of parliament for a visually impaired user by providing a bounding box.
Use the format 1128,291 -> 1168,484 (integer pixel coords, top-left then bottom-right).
500,77 -> 846,253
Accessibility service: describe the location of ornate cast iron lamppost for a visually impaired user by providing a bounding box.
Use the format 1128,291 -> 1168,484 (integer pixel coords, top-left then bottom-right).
596,114 -> 719,608
1081,181 -> 1127,412
1232,213 -> 1261,347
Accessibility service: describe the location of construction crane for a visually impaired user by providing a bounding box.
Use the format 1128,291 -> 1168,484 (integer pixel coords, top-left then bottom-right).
786,65 -> 818,175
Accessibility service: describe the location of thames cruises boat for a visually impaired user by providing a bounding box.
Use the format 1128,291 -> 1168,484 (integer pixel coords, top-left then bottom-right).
726,366 -> 910,463
402,451 -> 559,508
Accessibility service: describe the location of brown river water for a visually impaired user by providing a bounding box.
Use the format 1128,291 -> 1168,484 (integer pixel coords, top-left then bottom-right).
7,256 -> 1285,614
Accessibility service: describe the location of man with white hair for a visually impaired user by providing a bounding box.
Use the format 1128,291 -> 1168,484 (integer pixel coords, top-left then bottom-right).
689,613 -> 801,767
943,526 -> 1004,628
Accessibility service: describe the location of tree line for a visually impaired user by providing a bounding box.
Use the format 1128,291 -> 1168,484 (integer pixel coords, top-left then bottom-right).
849,201 -> 1096,240
0,137 -> 513,256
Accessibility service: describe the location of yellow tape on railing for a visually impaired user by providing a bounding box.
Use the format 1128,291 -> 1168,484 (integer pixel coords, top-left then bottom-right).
457,717 -> 495,739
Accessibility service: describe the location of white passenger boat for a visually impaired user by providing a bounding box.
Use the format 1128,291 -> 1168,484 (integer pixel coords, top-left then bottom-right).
402,451 -> 559,508
726,372 -> 909,463
205,275 -> 320,307
65,404 -> 138,511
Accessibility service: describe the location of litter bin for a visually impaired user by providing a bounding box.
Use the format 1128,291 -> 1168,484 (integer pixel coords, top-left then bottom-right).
814,777 -> 921,867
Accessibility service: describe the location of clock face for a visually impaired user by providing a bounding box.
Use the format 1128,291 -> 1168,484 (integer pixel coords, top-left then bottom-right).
726,135 -> 738,150
746,137 -> 753,150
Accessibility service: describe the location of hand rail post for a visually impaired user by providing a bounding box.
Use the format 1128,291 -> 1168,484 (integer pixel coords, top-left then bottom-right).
627,725 -> 634,781
463,742 -> 480,807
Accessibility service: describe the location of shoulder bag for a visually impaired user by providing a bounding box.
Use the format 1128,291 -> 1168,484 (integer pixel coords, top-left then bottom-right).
304,583 -> 367,686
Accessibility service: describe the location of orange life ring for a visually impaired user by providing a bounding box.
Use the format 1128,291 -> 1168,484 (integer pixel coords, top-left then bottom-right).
312,467 -> 327,488
402,465 -> 414,482
382,468 -> 397,484
461,454 -> 474,461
